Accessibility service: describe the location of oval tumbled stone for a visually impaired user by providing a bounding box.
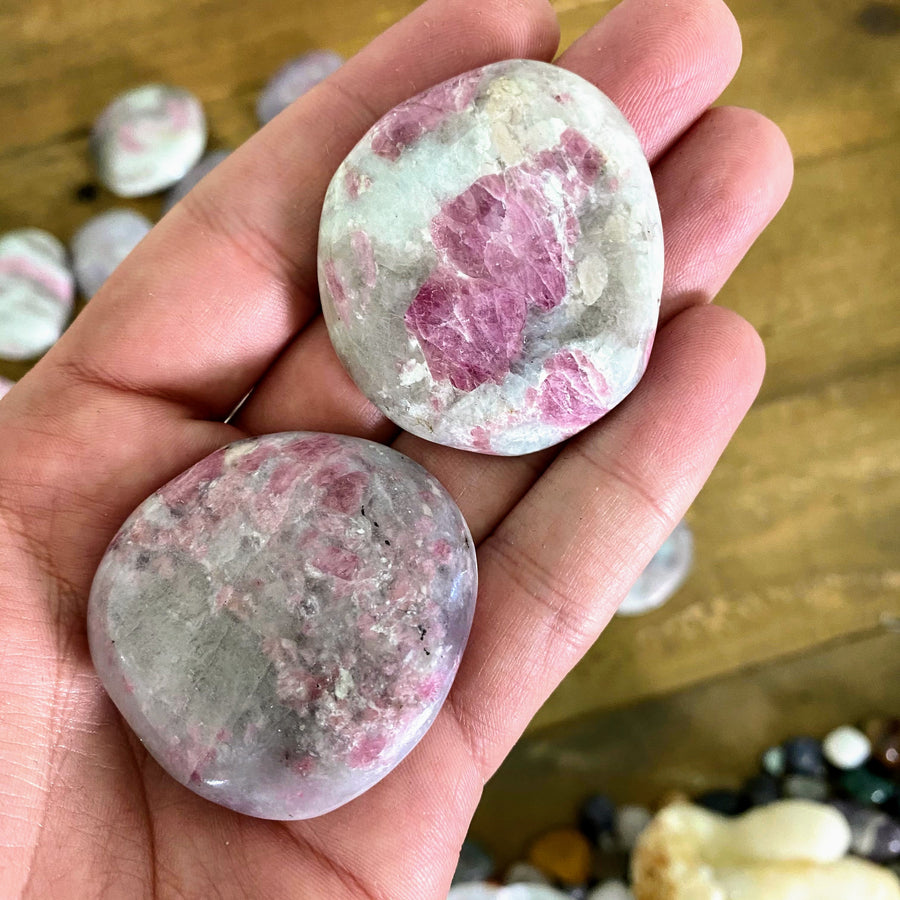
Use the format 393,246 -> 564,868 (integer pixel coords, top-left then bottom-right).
91,84 -> 207,197
318,59 -> 663,455
71,209 -> 153,298
0,228 -> 75,360
87,432 -> 477,819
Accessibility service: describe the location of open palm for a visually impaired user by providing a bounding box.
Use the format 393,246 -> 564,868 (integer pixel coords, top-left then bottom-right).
0,0 -> 792,896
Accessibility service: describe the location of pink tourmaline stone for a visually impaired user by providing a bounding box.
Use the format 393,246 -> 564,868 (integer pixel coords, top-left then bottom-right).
318,59 -> 664,456
88,432 -> 477,819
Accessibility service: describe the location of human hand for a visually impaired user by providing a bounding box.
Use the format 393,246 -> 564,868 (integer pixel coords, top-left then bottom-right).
0,0 -> 791,896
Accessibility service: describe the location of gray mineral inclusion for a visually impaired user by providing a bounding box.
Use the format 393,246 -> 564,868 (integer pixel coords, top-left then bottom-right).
88,432 -> 477,819
318,59 -> 664,455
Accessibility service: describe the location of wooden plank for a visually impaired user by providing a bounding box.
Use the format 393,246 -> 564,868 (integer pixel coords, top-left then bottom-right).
472,629 -> 900,866
532,355 -> 900,729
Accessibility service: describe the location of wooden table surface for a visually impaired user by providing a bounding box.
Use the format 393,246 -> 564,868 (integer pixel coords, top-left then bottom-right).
2,0 -> 898,828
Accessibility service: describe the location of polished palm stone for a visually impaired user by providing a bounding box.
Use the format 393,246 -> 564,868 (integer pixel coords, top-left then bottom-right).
88,432 -> 477,820
91,84 -> 207,197
256,51 -> 343,125
318,59 -> 663,455
71,209 -> 153,298
616,520 -> 693,616
0,228 -> 75,360
162,149 -> 231,213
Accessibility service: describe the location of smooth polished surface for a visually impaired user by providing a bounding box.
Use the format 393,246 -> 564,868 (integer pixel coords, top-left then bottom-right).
88,432 -> 477,819
319,59 -> 662,454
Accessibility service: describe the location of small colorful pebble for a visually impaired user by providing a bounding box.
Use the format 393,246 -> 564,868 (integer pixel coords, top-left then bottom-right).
833,801 -> 900,863
453,840 -> 496,885
841,767 -> 897,806
447,885 -> 500,900
504,862 -> 552,886
162,149 -> 230,213
695,788 -> 750,816
743,773 -> 781,807
762,744 -> 787,777
502,886 -> 571,900
824,725 -> 873,771
92,84 -> 207,197
71,209 -> 152,298
256,50 -> 343,125
616,520 -> 693,616
587,882 -> 633,900
578,794 -> 616,844
783,736 -> 827,777
782,774 -> 830,803
528,828 -> 592,885
0,228 -> 75,360
615,804 -> 653,852
866,719 -> 900,772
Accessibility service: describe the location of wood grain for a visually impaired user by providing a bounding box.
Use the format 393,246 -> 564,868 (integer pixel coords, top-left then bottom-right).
472,629 -> 900,865
1,0 -> 898,738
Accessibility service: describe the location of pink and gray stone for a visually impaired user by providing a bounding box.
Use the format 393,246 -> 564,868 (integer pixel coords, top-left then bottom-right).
256,50 -> 343,125
318,59 -> 663,455
91,84 -> 207,197
71,209 -> 153,298
162,149 -> 230,213
0,376 -> 14,399
615,520 -> 693,617
88,432 -> 477,819
0,228 -> 75,360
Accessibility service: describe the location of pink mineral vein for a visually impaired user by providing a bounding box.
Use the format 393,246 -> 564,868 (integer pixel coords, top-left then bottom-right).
371,70 -> 482,161
405,128 -> 603,392
527,348 -> 610,429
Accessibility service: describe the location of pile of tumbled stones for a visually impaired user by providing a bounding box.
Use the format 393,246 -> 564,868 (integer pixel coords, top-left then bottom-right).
0,51 -> 342,370
450,719 -> 900,898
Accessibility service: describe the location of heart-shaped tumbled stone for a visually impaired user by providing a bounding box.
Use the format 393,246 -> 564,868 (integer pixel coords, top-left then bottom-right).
88,432 -> 477,819
318,59 -> 663,455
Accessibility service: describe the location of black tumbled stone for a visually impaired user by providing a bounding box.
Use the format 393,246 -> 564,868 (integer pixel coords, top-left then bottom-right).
578,793 -> 617,844
783,736 -> 827,777
452,840 -> 495,885
695,789 -> 749,817
743,773 -> 781,807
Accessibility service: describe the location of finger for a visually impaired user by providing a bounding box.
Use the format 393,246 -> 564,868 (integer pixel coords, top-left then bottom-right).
556,0 -> 743,163
241,103 -> 793,541
0,0 -> 561,611
448,303 -> 766,777
390,106 -> 792,542
655,105 -> 794,317
37,0 -> 560,420
238,0 -> 744,435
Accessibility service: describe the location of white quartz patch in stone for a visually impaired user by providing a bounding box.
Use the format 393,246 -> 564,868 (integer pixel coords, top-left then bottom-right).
71,209 -> 153,298
92,84 -> 207,197
0,228 -> 75,360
